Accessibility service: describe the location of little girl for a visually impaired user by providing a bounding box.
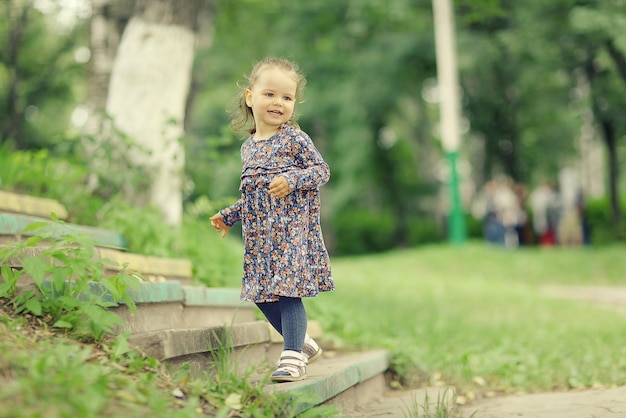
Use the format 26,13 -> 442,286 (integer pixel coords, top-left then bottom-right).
210,57 -> 334,382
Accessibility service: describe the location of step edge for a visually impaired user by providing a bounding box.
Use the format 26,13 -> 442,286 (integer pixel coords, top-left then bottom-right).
182,286 -> 246,307
265,349 -> 389,414
128,321 -> 270,360
0,213 -> 127,249
0,190 -> 69,220
98,247 -> 192,278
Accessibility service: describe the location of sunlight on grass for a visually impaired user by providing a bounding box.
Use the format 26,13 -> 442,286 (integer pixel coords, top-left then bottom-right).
307,242 -> 626,397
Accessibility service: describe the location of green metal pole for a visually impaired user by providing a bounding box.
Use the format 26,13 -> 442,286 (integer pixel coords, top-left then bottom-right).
446,150 -> 466,244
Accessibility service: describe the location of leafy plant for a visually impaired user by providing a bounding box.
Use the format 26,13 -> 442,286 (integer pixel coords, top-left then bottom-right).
80,113 -> 157,204
97,197 -> 178,257
0,220 -> 141,341
0,145 -> 95,219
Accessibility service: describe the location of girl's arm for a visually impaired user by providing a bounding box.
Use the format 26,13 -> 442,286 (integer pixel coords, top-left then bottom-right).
219,197 -> 244,227
283,133 -> 330,191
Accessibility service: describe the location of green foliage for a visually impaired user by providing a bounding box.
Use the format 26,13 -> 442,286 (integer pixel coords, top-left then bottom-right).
95,197 -> 244,287
332,209 -> 396,255
0,145 -> 98,218
406,218 -> 444,246
80,115 -> 158,205
180,214 -> 243,288
0,335 -> 119,418
0,310 -> 338,418
464,214 -> 484,239
1,317 -> 199,418
0,221 -> 140,341
585,198 -> 626,244
98,198 -> 179,258
332,209 -> 443,255
0,2 -> 88,150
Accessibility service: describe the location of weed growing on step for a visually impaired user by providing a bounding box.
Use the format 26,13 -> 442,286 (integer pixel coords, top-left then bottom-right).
0,220 -> 141,341
401,387 -> 475,418
187,326 -> 339,417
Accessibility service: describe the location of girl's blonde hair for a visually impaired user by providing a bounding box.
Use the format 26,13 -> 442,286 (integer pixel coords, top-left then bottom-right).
229,57 -> 307,135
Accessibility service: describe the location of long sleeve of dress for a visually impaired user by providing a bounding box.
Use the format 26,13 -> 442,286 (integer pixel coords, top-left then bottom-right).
282,133 -> 330,192
220,197 -> 243,227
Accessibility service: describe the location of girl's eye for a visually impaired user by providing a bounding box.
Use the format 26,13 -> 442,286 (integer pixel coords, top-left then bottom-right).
284,96 -> 293,101
265,93 -> 274,97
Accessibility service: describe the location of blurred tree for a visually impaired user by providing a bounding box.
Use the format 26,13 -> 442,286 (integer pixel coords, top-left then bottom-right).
4,0 -> 622,249
84,0 -> 132,132
0,0 -> 86,150
570,1 -> 626,225
458,0 -> 580,185
104,0 -> 207,225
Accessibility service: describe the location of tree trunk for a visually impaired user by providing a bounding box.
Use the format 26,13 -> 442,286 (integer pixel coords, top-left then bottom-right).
105,0 -> 202,225
598,117 -> 621,224
2,4 -> 29,149
584,58 -> 623,226
86,0 -> 133,124
83,0 -> 133,190
606,40 -> 626,83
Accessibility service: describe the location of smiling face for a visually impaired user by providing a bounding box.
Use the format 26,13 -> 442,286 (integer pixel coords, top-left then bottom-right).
245,66 -> 298,139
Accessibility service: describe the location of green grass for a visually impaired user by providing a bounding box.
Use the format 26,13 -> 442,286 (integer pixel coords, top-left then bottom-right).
306,242 -> 626,398
0,311 -> 337,418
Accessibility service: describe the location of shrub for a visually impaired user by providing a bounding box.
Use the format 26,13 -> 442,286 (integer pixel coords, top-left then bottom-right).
331,209 -> 396,255
332,208 -> 446,255
406,217 -> 445,246
584,197 -> 626,245
0,146 -> 100,223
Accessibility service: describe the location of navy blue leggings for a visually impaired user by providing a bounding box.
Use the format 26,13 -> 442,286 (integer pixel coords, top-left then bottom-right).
256,297 -> 307,352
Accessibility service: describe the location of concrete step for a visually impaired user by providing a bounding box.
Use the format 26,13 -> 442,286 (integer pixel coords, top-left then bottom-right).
128,320 -> 272,376
0,267 -> 256,334
96,247 -> 192,283
110,284 -> 256,334
0,212 -> 127,250
128,323 -> 395,416
266,349 -> 390,416
1,240 -> 192,284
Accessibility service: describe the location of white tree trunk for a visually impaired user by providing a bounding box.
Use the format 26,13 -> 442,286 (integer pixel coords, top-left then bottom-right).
106,16 -> 196,225
84,0 -> 131,191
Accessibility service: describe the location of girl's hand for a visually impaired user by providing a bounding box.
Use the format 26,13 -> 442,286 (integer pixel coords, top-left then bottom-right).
269,175 -> 290,198
210,213 -> 230,238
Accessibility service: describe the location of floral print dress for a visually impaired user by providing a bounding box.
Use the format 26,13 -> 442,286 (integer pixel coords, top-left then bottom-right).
220,123 -> 334,303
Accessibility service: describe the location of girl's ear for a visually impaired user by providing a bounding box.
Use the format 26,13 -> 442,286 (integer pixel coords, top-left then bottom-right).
245,88 -> 253,107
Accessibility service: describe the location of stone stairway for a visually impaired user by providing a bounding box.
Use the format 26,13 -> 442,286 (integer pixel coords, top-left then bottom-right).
0,190 -> 452,417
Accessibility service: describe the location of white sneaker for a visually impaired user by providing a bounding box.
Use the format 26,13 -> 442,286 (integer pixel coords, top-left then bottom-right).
271,350 -> 307,383
302,334 -> 323,363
